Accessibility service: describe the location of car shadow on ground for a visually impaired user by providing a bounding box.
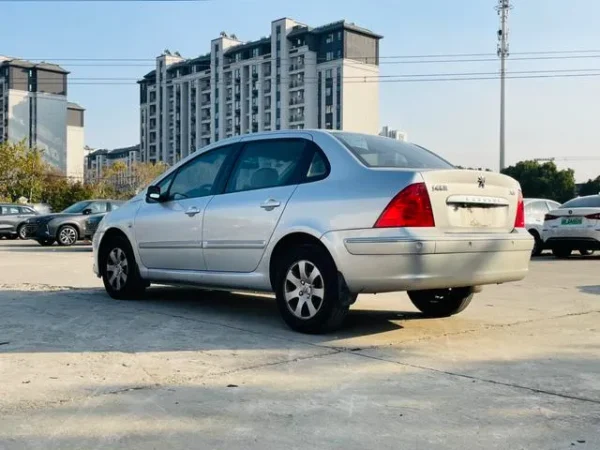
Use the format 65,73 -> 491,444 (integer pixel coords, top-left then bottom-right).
0,285 -> 427,353
578,285 -> 600,296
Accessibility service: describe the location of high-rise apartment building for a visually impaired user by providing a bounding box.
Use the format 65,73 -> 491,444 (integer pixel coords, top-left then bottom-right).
0,57 -> 85,178
138,18 -> 382,165
84,145 -> 140,184
379,126 -> 407,141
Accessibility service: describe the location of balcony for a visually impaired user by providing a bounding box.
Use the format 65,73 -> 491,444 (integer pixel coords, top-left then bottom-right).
289,63 -> 305,72
289,114 -> 305,123
264,87 -> 272,94
252,88 -> 259,96
289,80 -> 304,89
289,97 -> 304,106
226,95 -> 233,102
200,84 -> 211,93
252,73 -> 258,80
235,93 -> 241,101
252,105 -> 258,113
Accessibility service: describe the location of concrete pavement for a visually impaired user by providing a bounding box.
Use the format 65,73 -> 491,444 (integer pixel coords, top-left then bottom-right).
0,240 -> 598,449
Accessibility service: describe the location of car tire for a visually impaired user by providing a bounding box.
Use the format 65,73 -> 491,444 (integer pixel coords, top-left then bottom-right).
57,225 -> 78,247
37,239 -> 55,247
17,224 -> 27,240
552,247 -> 572,259
529,231 -> 543,257
100,235 -> 146,300
579,249 -> 594,256
408,288 -> 474,318
275,243 -> 350,334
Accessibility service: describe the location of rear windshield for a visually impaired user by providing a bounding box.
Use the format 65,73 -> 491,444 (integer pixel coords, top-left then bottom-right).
334,132 -> 454,169
560,196 -> 600,208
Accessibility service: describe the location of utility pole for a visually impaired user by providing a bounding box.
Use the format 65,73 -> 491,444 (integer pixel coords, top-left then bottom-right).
496,0 -> 511,171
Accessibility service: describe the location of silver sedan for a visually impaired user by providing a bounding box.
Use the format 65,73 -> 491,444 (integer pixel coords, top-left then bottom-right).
93,130 -> 532,333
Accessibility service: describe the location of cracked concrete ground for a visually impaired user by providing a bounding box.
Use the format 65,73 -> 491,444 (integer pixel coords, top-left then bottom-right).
0,239 -> 599,449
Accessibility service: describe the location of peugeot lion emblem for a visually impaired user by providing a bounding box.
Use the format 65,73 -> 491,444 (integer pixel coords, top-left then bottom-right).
477,176 -> 486,189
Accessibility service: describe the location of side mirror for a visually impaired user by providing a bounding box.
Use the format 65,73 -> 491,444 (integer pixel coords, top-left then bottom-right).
82,208 -> 93,215
146,185 -> 162,202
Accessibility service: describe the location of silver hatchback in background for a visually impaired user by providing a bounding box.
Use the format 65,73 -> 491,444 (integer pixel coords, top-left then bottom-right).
93,130 -> 532,333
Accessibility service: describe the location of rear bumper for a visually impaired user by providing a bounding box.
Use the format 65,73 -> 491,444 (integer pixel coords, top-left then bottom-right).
543,228 -> 600,249
321,228 -> 533,293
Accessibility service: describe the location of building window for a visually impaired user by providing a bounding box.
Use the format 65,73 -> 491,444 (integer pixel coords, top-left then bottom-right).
326,87 -> 332,97
252,48 -> 259,58
326,105 -> 333,114
337,31 -> 342,40
326,69 -> 333,79
326,52 -> 333,61
336,49 -> 342,59
214,43 -> 219,53
326,34 -> 333,44
276,25 -> 281,35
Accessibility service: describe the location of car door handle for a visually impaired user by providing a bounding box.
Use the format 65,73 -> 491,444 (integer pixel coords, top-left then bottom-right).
184,206 -> 201,217
260,199 -> 281,211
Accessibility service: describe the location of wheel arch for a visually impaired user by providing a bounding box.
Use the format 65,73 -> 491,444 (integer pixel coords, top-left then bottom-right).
268,231 -> 336,291
98,227 -> 132,260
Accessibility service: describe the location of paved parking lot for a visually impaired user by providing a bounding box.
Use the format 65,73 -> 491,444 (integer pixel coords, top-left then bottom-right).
0,239 -> 599,449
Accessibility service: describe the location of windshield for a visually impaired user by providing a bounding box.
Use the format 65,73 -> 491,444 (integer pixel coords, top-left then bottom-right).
560,196 -> 600,208
61,201 -> 92,214
334,132 -> 454,169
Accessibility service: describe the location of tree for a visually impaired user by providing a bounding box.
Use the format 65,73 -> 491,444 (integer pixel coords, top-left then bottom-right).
578,176 -> 600,197
131,161 -> 169,193
0,140 -> 46,203
501,160 -> 576,203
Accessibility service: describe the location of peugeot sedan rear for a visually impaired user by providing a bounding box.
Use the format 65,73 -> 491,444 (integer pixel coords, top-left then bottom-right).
93,130 -> 532,333
542,194 -> 600,258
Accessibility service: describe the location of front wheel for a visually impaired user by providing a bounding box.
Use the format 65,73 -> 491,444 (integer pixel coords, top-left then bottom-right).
579,249 -> 594,256
408,288 -> 474,318
101,236 -> 146,300
275,244 -> 350,334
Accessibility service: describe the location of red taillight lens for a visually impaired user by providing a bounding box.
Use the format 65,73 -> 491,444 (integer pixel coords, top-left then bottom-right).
544,214 -> 559,221
374,182 -> 435,228
514,190 -> 525,228
585,213 -> 600,220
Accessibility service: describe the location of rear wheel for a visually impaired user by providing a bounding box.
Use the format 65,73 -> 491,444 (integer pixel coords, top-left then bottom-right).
552,247 -> 572,259
57,225 -> 78,246
275,244 -> 350,334
529,230 -> 543,257
6,234 -> 18,240
408,288 -> 474,318
17,224 -> 27,240
101,236 -> 146,300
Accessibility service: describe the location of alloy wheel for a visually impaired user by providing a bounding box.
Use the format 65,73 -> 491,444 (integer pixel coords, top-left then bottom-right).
59,227 -> 77,245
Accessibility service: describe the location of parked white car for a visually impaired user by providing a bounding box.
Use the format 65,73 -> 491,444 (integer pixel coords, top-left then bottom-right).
524,198 -> 561,256
542,194 -> 600,258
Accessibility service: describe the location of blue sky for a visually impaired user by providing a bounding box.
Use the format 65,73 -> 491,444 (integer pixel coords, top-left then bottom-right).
2,0 -> 600,181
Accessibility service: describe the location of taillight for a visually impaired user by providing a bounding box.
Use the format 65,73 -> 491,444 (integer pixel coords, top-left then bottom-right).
514,190 -> 525,228
374,182 -> 435,228
585,213 -> 600,220
544,214 -> 559,221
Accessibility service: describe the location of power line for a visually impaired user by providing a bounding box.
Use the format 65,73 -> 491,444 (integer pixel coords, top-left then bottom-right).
13,53 -> 600,67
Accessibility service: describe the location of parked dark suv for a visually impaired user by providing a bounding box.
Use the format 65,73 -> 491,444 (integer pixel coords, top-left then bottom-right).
23,200 -> 123,246
0,204 -> 39,239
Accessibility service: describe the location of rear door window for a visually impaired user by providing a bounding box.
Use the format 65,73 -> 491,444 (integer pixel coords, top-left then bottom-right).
225,139 -> 307,193
334,132 -> 454,169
